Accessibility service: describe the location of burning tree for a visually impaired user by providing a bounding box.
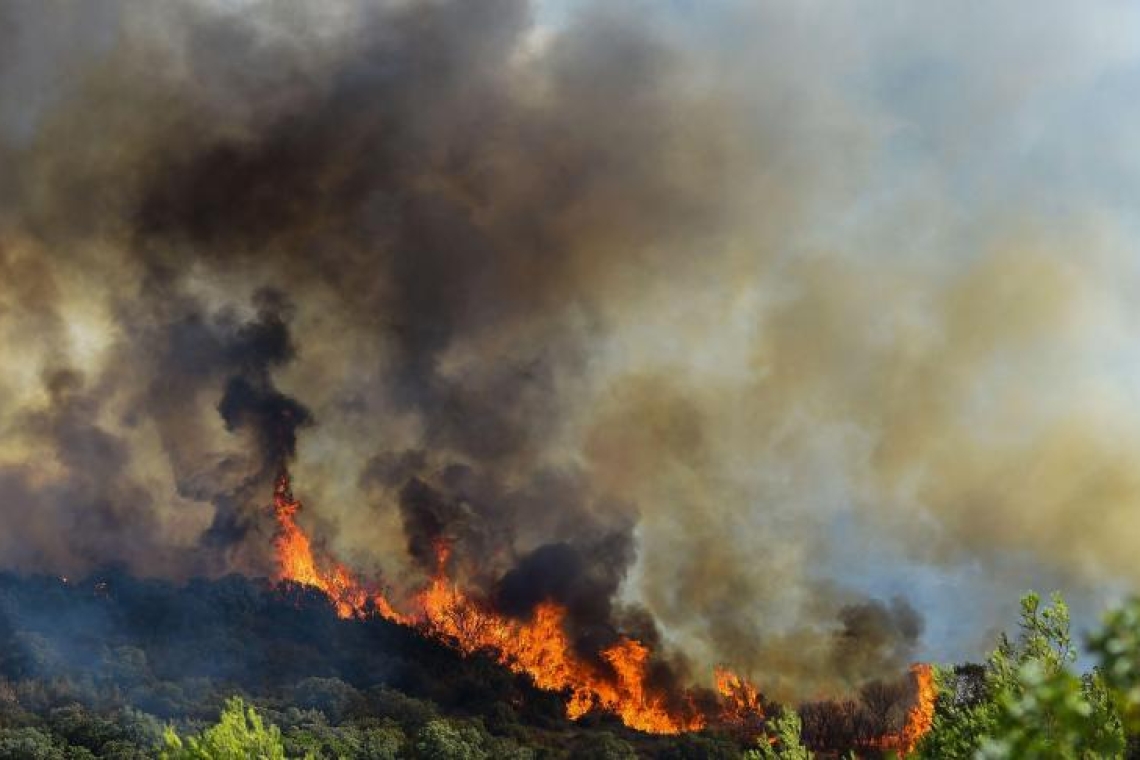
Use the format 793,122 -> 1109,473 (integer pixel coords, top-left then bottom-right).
269,467 -> 939,749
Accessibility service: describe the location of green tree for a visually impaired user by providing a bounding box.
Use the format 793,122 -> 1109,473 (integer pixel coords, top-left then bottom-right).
485,736 -> 535,760
565,731 -> 637,760
412,719 -> 488,760
975,593 -> 1122,759
1088,598 -> 1140,734
745,708 -> 812,759
0,727 -> 66,760
291,677 -> 359,723
367,687 -> 438,730
913,665 -> 998,759
358,725 -> 406,760
161,697 -> 292,760
916,592 -> 1125,759
978,665 -> 1122,759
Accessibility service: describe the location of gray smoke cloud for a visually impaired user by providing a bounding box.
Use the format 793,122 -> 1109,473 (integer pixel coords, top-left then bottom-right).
3,0 -> 1140,698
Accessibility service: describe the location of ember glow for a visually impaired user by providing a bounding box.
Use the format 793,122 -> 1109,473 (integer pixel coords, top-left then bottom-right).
272,469 -> 935,746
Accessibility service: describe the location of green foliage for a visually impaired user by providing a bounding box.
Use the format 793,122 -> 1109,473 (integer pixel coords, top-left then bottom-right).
357,725 -> 406,760
49,703 -> 125,751
1088,598 -> 1140,734
109,707 -> 165,750
99,740 -> 154,760
745,709 -> 812,759
161,697 -> 290,760
976,593 -> 1123,758
990,593 -> 1075,680
291,678 -> 359,724
917,592 -> 1129,759
651,732 -> 743,759
485,735 -> 536,759
412,718 -> 488,760
912,665 -> 997,758
283,724 -> 357,759
978,664 -> 1122,759
366,687 -> 438,731
566,730 -> 638,760
0,727 -> 66,760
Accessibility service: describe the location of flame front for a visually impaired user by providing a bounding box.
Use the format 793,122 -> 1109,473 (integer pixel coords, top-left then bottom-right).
409,542 -> 705,733
898,663 -> 937,754
270,470 -> 935,744
270,471 -> 700,733
715,666 -> 764,725
874,663 -> 937,756
272,472 -> 407,622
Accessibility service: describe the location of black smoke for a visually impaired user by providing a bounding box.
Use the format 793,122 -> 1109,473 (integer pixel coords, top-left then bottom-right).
0,0 -> 931,697
831,597 -> 924,685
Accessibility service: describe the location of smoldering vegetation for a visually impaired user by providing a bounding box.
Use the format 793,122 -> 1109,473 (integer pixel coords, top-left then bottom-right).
1,0 -> 1139,701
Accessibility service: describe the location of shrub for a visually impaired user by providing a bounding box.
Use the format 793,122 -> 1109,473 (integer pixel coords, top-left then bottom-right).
161,697 -> 287,760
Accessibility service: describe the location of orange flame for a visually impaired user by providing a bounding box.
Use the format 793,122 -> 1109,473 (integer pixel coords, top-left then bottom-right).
875,663 -> 937,756
271,471 -> 408,622
715,666 -> 765,724
269,469 -> 934,744
270,471 -> 702,733
899,663 -> 937,754
413,541 -> 705,733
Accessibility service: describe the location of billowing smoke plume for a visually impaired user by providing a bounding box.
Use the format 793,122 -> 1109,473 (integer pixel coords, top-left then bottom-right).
832,599 -> 924,684
3,0 -> 1140,697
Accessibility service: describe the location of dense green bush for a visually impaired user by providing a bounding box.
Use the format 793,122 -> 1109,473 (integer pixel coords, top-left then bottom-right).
566,730 -> 638,759
745,710 -> 811,759
412,719 -> 488,760
356,725 -> 406,760
917,592 -> 1140,759
0,726 -> 68,760
161,697 -> 287,760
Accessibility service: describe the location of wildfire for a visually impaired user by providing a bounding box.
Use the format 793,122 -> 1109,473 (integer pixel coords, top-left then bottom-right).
407,540 -> 704,733
268,469 -> 937,746
269,471 -> 701,733
271,471 -> 408,623
899,663 -> 937,753
875,663 -> 937,756
715,666 -> 765,724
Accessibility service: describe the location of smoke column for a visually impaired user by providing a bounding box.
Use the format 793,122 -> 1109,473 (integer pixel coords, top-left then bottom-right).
2,0 -> 1140,697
